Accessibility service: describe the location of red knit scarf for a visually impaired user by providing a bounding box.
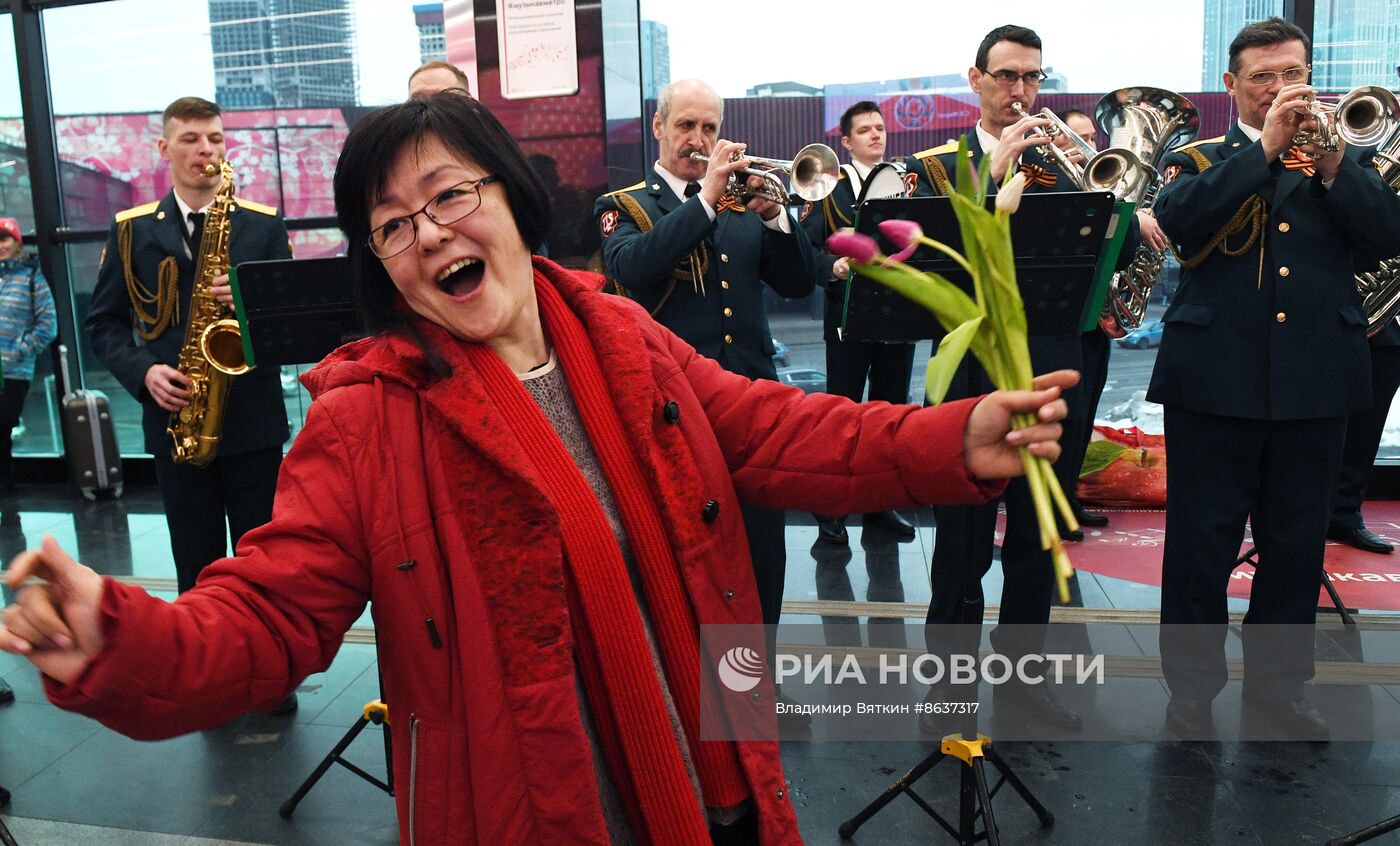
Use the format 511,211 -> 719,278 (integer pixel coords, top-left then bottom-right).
458,274 -> 749,844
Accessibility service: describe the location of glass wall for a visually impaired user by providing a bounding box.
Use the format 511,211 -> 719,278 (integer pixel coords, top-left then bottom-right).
38,0 -> 423,457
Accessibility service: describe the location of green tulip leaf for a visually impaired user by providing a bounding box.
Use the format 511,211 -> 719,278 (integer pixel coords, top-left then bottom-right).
924,316 -> 983,406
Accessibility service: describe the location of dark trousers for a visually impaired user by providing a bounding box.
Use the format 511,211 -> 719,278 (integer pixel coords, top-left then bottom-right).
925,348 -> 1084,662
1066,330 -> 1111,503
1330,344 -> 1400,530
825,339 -> 916,405
154,445 -> 282,593
0,379 -> 31,488
1159,407 -> 1347,701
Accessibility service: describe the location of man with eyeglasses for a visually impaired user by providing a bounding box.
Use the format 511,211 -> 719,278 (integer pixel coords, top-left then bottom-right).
908,24 -> 1107,737
1151,17 -> 1400,741
84,98 -> 298,717
592,78 -> 817,723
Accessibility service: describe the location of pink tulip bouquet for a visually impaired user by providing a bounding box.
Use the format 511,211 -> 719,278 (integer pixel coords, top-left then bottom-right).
826,139 -> 1076,600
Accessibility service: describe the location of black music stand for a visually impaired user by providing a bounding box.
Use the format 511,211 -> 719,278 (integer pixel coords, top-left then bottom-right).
1235,546 -> 1354,624
839,192 -> 1119,844
229,256 -> 363,368
840,192 -> 1119,343
227,258 -> 390,817
279,696 -> 393,819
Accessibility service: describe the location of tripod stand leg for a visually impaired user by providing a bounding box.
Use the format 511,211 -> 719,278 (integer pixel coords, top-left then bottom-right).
971,758 -> 1000,846
1321,572 -> 1355,625
985,746 -> 1054,827
279,715 -> 372,819
838,752 -> 945,839
1326,814 -> 1400,845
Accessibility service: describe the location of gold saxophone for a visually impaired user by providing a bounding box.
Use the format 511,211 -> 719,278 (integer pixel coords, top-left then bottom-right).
168,160 -> 251,466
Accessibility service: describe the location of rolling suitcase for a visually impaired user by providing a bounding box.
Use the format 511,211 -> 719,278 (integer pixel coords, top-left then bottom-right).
58,344 -> 123,500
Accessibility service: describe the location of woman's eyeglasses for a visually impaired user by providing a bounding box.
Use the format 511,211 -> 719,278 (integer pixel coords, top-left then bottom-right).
979,68 -> 1049,88
368,176 -> 500,259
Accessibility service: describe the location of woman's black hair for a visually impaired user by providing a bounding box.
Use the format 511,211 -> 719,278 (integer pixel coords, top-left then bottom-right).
333,92 -> 553,349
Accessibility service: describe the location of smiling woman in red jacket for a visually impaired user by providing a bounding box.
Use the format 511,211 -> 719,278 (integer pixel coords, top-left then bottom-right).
1,93 -> 1075,846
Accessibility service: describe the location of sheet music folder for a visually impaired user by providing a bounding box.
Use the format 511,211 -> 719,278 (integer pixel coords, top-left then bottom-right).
229,256 -> 363,368
840,192 -> 1117,342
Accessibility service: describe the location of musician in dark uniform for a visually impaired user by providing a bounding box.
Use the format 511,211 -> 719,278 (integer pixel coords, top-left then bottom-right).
1152,18 -> 1400,739
800,100 -> 917,546
908,24 -> 1100,732
85,99 -> 293,627
1327,320 -> 1400,553
592,78 -> 816,715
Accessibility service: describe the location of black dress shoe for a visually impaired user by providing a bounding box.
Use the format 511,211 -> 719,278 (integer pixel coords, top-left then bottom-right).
1060,528 -> 1085,542
1072,503 -> 1109,527
1328,524 -> 1394,554
1165,696 -> 1215,739
816,516 -> 849,546
994,683 -> 1082,730
265,692 -> 299,716
862,510 -> 916,541
775,689 -> 812,727
1244,694 -> 1329,741
0,677 -> 13,704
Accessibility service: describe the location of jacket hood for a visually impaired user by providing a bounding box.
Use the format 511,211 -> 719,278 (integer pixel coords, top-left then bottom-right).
300,256 -> 608,400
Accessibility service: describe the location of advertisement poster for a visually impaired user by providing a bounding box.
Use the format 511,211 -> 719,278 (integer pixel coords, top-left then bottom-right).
496,0 -> 579,99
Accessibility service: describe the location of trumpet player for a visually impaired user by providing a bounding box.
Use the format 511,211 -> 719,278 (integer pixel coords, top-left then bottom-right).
592,79 -> 817,721
1151,17 -> 1400,741
909,25 -> 1126,737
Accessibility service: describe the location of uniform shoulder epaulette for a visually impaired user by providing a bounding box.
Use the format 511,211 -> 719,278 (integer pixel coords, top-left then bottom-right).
1172,135 -> 1225,153
911,141 -> 959,160
602,180 -> 647,198
114,201 -> 159,223
234,197 -> 279,216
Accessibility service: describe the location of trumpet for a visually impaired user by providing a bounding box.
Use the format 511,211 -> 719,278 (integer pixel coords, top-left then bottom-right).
688,143 -> 840,206
1291,97 -> 1340,152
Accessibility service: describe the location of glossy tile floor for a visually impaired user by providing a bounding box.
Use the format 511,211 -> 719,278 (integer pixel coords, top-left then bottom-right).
4,484 -> 1400,844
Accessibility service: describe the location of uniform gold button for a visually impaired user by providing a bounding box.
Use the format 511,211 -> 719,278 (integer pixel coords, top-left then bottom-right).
1276,312 -> 1287,323
1279,266 -> 1290,277
721,254 -> 729,262
723,307 -> 733,317
1278,222 -> 1290,233
721,280 -> 729,289
724,334 -> 733,344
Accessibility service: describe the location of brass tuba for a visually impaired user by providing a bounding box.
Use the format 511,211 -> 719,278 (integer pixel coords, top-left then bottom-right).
688,143 -> 840,205
1092,87 -> 1200,338
1333,85 -> 1400,335
168,160 -> 251,466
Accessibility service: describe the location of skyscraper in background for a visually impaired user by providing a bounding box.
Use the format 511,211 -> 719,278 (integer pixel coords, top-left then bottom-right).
640,20 -> 670,101
1201,0 -> 1283,91
210,0 -> 358,108
414,3 -> 446,65
1311,0 -> 1398,91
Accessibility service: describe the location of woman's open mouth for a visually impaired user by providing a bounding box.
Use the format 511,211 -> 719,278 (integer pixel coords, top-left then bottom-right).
436,257 -> 486,298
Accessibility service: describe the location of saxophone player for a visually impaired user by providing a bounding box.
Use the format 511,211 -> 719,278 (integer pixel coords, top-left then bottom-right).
84,98 -> 294,680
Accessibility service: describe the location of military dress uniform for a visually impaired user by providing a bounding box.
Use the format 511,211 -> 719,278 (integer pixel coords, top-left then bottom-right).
799,164 -> 917,405
592,167 -> 817,639
1151,124 -> 1400,705
85,191 -> 293,593
909,135 -> 1088,644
